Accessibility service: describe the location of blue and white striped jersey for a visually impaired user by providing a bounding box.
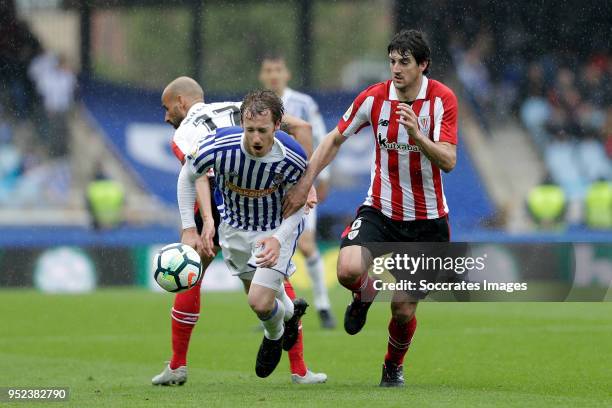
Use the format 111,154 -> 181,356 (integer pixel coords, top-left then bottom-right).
187,126 -> 308,231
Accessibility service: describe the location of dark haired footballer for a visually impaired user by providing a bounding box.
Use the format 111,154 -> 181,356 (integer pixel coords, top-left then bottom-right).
283,29 -> 459,387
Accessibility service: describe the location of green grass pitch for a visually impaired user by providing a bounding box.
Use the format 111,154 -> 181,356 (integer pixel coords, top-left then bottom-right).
1,288 -> 611,407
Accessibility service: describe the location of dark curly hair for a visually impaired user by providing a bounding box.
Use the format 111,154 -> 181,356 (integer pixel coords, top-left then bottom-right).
388,29 -> 432,75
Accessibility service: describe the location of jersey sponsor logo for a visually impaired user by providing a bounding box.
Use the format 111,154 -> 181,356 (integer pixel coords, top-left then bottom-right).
224,180 -> 279,198
418,115 -> 431,134
378,119 -> 389,127
342,103 -> 353,121
377,132 -> 420,152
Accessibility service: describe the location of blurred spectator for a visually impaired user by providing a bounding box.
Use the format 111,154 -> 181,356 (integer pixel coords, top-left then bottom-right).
28,53 -> 77,158
0,7 -> 74,209
86,165 -> 125,230
526,182 -> 566,230
584,181 -> 612,229
519,62 -> 550,150
517,55 -> 611,225
453,30 -> 495,126
0,111 -> 23,200
0,8 -> 41,121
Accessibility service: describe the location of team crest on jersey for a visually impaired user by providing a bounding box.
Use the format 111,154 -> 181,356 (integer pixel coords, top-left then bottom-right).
342,103 -> 353,121
272,173 -> 284,186
418,115 -> 431,134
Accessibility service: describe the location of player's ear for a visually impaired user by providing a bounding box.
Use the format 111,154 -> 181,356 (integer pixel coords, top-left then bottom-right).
419,61 -> 428,73
177,95 -> 187,111
274,119 -> 281,131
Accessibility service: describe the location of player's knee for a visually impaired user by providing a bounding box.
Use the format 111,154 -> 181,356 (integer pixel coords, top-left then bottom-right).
248,294 -> 274,317
298,233 -> 316,257
337,249 -> 365,283
300,242 -> 315,258
336,259 -> 363,284
391,302 -> 417,324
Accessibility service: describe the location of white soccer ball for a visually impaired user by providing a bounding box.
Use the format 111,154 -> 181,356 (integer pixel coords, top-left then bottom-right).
153,243 -> 202,293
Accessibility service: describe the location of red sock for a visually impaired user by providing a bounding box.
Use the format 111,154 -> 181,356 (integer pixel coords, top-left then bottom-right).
344,273 -> 379,302
284,280 -> 307,376
384,316 -> 417,366
169,279 -> 202,369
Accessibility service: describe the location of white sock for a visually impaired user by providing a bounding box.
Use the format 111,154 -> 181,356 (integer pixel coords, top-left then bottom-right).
306,250 -> 330,310
277,283 -> 294,322
260,299 -> 285,340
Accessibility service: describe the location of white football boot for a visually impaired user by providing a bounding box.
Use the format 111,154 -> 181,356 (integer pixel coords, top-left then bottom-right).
291,369 -> 328,384
152,363 -> 187,386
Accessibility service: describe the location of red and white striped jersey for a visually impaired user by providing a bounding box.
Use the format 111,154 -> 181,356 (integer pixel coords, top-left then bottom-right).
337,76 -> 458,221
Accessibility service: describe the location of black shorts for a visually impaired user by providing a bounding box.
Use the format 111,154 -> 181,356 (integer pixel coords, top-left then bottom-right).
194,177 -> 221,247
341,206 -> 465,301
340,205 -> 450,255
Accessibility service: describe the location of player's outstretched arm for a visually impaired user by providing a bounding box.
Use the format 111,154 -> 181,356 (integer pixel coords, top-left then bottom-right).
194,176 -> 216,258
177,163 -> 205,255
282,127 -> 346,217
281,114 -> 313,157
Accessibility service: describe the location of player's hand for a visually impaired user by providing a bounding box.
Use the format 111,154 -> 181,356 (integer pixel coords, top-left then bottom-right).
283,180 -> 309,218
304,185 -> 318,214
255,237 -> 281,268
200,216 -> 216,259
396,103 -> 421,139
181,227 -> 205,257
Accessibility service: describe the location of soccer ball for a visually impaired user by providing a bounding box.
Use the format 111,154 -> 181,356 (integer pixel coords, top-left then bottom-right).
153,243 -> 202,293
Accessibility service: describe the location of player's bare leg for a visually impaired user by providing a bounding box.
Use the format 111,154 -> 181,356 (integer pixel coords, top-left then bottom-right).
152,252 -> 216,386
337,245 -> 379,335
380,291 -> 418,387
298,229 -> 335,329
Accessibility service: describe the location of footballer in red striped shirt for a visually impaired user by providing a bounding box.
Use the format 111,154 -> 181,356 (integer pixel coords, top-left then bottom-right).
282,29 -> 458,387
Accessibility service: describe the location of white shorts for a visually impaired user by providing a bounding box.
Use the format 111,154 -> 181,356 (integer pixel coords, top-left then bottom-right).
218,220 -> 304,281
303,206 -> 317,232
